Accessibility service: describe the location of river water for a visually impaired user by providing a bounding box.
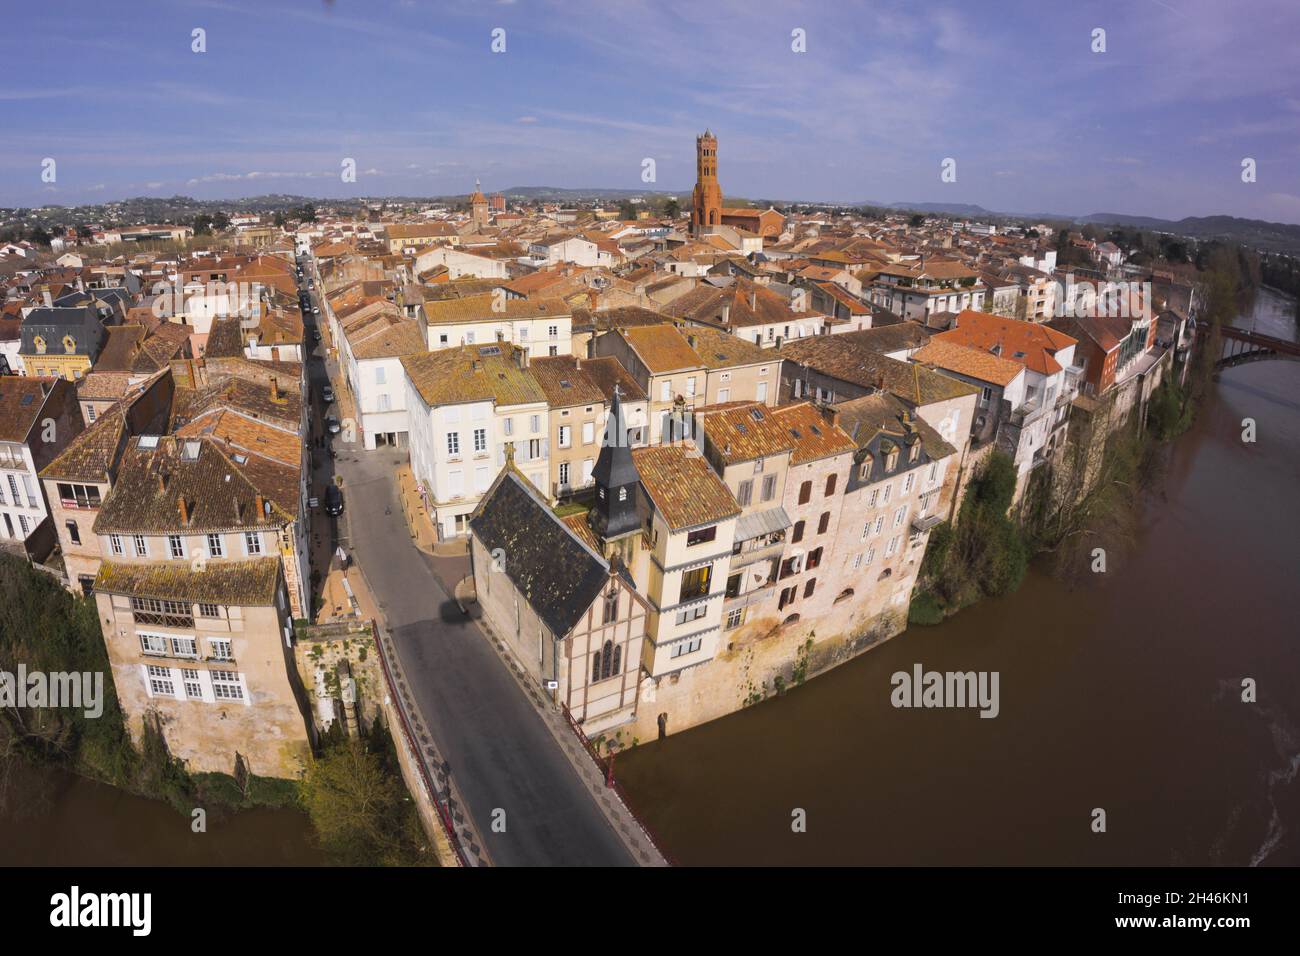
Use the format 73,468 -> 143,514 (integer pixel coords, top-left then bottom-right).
617,289 -> 1300,866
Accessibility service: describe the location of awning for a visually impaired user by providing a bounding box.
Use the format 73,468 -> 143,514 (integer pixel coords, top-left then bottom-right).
735,506 -> 792,542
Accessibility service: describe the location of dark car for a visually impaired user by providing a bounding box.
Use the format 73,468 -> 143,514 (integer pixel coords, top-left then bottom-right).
313,328 -> 322,342
325,416 -> 341,435
324,485 -> 344,516
322,384 -> 335,403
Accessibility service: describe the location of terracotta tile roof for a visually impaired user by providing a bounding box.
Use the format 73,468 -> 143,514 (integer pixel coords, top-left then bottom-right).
621,325 -> 704,375
40,405 -> 128,482
935,310 -> 1077,376
422,294 -> 569,327
575,355 -> 647,402
401,344 -> 546,408
94,557 -> 281,606
632,444 -> 739,531
779,335 -> 978,405
680,326 -> 772,370
912,338 -> 1024,387
92,435 -> 292,535
528,355 -> 607,408
697,402 -> 793,465
770,402 -> 858,465
0,376 -> 58,443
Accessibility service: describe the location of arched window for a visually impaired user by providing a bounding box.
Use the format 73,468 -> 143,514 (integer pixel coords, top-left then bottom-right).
611,645 -> 622,676
600,640 -> 614,680
592,648 -> 602,683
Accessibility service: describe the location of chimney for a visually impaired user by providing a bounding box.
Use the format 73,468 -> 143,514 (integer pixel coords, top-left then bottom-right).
255,493 -> 266,517
269,376 -> 279,401
750,290 -> 756,310
686,334 -> 696,349
157,469 -> 169,492
515,347 -> 529,370
42,290 -> 53,307
177,496 -> 190,525
721,303 -> 731,324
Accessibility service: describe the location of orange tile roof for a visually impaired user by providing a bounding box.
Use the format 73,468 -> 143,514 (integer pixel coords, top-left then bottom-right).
934,310 -> 1077,376
632,444 -> 739,531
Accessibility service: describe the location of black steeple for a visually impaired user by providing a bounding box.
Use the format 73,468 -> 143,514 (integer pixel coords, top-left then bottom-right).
590,386 -> 641,541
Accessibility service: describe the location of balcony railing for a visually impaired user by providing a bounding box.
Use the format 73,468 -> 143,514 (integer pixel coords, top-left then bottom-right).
132,610 -> 195,629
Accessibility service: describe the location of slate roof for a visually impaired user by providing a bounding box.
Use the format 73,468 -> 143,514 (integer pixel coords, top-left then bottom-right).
469,469 -> 610,637
94,557 -> 281,606
632,444 -> 740,531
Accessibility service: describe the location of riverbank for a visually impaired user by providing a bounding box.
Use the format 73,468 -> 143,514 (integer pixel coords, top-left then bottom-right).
615,294 -> 1300,866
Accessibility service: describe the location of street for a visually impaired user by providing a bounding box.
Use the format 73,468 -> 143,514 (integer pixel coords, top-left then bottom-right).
299,267 -> 635,866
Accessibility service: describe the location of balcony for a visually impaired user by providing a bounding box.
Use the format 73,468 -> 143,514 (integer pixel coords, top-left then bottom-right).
132,610 -> 195,629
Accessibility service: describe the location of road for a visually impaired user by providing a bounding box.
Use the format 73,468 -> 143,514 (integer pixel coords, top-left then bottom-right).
298,263 -> 635,866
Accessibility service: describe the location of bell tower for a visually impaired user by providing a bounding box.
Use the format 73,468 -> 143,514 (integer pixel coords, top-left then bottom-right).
590,386 -> 641,557
691,130 -> 723,236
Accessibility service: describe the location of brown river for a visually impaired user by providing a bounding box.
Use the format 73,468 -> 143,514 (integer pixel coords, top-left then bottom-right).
616,289 -> 1300,866
1,293 -> 1295,867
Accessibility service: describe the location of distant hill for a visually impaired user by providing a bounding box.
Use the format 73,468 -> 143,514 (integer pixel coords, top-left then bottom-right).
1079,212 -> 1300,254
886,201 -> 996,217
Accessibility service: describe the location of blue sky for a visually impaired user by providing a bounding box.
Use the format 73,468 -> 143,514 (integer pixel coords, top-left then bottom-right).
3,0 -> 1300,223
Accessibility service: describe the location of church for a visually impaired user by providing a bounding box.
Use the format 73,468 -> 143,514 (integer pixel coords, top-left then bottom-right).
690,130 -> 785,240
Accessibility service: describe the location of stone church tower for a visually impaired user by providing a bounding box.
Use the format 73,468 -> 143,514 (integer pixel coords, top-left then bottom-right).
469,179 -> 489,229
690,130 -> 722,235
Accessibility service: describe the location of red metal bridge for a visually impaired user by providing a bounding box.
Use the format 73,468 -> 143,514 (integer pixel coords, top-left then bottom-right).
1213,325 -> 1300,370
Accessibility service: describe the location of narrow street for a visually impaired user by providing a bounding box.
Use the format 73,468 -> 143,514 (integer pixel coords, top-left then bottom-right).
300,272 -> 635,866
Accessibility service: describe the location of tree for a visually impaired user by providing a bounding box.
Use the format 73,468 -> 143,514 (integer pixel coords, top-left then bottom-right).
909,213 -> 925,227
663,197 -> 680,219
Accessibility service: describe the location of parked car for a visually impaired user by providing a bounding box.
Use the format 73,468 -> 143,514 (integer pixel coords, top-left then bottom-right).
324,485 -> 344,516
322,384 -> 335,403
325,416 -> 341,435
313,328 -> 322,342
312,306 -> 320,315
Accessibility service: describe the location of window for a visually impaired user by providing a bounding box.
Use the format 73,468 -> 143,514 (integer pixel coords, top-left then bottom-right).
806,547 -> 823,570
582,421 -> 595,445
892,506 -> 907,528
209,639 -> 232,662
756,381 -> 768,403
979,386 -> 992,407
661,381 -> 672,402
87,405 -> 96,422
65,520 -> 81,545
817,511 -> 830,534
147,664 -> 175,697
374,366 -> 387,385
57,482 -> 102,509
207,533 -> 224,558
885,448 -> 899,471
548,325 -> 558,338
874,515 -> 885,535
882,483 -> 892,505
671,637 -> 702,658
791,520 -> 805,544
182,668 -> 203,700
171,636 -> 198,658
473,428 -> 487,453
726,572 -> 742,598
686,377 -> 696,397
717,388 -> 730,403
530,415 -> 541,433
928,463 -> 939,485
591,640 -> 622,681
865,546 -> 876,565
211,670 -> 244,701
909,442 -> 920,463
168,534 -> 184,559
139,633 -> 167,655
446,431 -> 460,456
602,589 -> 618,625
244,532 -> 262,556
675,603 -> 708,625
798,481 -> 812,505
133,534 -> 148,557
804,577 -> 817,599
885,535 -> 900,558
679,565 -> 712,602
825,474 -> 837,497
725,608 -> 745,630
109,533 -> 124,556
859,458 -> 873,481
852,553 -> 863,570
558,425 -> 572,449
903,473 -> 915,494
198,603 -> 221,619
558,461 -> 570,488
761,474 -> 776,502
504,417 -> 513,436
737,480 -> 753,506
686,525 -> 717,548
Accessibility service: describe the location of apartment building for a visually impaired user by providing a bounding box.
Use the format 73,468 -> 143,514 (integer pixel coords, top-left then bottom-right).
421,294 -> 573,358
335,301 -> 425,449
403,343 -> 550,540
0,376 -> 84,560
